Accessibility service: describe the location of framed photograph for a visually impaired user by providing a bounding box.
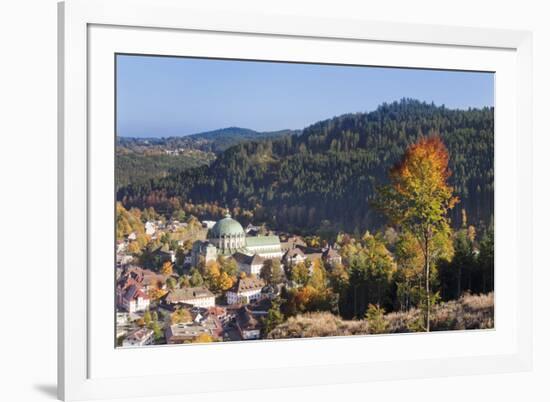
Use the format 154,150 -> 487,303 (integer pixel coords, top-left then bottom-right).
58,0 -> 533,400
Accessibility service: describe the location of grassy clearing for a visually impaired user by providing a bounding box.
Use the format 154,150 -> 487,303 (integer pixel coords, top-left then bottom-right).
267,292 -> 494,339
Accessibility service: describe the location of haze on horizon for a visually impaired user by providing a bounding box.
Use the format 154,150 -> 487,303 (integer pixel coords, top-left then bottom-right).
116,54 -> 494,138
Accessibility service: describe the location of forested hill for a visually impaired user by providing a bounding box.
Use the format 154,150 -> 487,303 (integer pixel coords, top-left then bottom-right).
117,99 -> 494,236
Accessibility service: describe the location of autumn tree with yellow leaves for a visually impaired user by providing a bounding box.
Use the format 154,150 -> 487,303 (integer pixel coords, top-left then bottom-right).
160,261 -> 173,276
202,260 -> 234,292
170,308 -> 193,325
193,333 -> 214,343
376,135 -> 458,331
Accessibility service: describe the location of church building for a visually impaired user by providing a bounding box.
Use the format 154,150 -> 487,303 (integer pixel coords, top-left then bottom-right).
191,213 -> 282,271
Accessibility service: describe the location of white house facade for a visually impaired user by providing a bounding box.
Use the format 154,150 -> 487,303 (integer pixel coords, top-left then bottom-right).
233,252 -> 265,275
236,307 -> 262,340
119,285 -> 150,313
164,287 -> 216,308
226,277 -> 265,305
144,221 -> 156,235
282,247 -> 307,267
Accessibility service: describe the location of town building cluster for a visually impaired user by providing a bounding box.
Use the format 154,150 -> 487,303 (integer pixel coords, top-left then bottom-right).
116,213 -> 341,346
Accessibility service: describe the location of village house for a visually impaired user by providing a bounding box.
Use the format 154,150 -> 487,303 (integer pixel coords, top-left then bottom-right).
122,327 -> 154,347
191,241 -> 218,266
116,312 -> 129,327
158,246 -> 176,264
282,247 -> 306,267
226,277 -> 265,305
154,219 -> 166,230
163,287 -> 216,308
118,266 -> 166,292
116,253 -> 134,268
233,252 -> 265,275
117,284 -> 150,313
280,235 -> 307,253
322,246 -> 342,266
116,312 -> 131,338
116,240 -> 127,253
206,306 -> 230,325
305,252 -> 323,265
144,221 -> 156,236
201,220 -> 216,229
164,315 -> 223,344
236,307 -> 262,340
262,284 -> 280,300
167,219 -> 186,232
245,223 -> 261,235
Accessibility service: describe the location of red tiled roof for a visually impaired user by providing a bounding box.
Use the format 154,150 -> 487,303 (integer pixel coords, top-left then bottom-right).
123,284 -> 150,301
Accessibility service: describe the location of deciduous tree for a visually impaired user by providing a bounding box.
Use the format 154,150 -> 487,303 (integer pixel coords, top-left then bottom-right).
260,259 -> 284,285
376,135 -> 458,331
217,271 -> 234,291
204,260 -> 223,291
166,276 -> 177,290
171,308 -> 192,324
189,269 -> 204,287
309,259 -> 327,291
160,261 -> 173,276
290,262 -> 309,286
263,299 -> 284,335
147,288 -> 167,301
193,333 -> 214,343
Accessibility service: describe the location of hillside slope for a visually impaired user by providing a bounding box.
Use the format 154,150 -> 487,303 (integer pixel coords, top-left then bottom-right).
267,293 -> 494,339
118,99 -> 494,234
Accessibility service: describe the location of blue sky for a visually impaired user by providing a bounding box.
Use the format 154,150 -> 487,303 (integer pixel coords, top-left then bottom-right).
116,54 -> 494,138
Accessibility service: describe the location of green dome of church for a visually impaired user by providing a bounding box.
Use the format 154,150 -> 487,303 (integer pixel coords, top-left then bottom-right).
210,213 -> 245,238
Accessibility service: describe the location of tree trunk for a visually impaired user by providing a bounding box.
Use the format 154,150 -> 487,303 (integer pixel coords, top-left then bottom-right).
457,265 -> 462,300
354,285 -> 357,318
425,235 -> 430,332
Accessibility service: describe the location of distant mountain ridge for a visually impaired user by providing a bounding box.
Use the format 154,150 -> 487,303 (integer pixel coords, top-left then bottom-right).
117,127 -> 301,153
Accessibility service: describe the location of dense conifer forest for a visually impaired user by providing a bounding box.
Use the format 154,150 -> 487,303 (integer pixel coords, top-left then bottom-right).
117,99 -> 494,236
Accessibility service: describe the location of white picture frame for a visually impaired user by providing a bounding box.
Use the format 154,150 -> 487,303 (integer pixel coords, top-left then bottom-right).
58,0 -> 533,400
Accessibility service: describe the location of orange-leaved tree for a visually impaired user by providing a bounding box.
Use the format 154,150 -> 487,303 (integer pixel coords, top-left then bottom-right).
376,135 -> 458,331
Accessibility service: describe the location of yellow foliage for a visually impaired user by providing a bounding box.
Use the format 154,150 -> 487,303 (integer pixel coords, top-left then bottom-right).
295,285 -> 318,309
147,288 -> 167,301
205,260 -> 221,278
160,261 -> 173,276
127,241 -> 141,255
171,308 -> 193,324
291,262 -> 309,286
217,272 -> 234,291
193,333 -> 213,343
309,259 -> 327,290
